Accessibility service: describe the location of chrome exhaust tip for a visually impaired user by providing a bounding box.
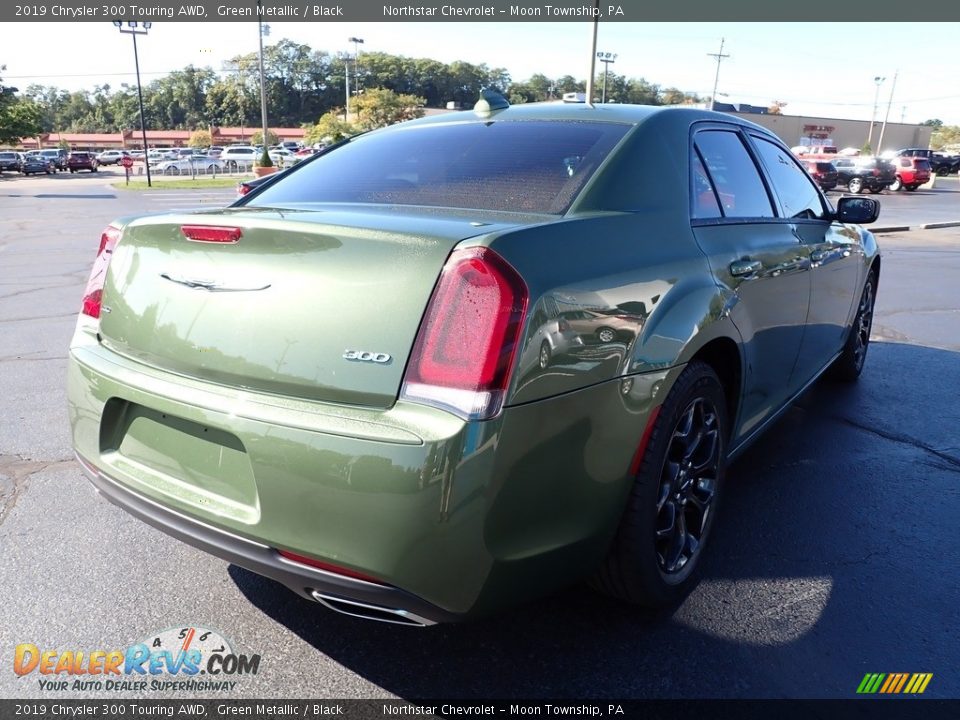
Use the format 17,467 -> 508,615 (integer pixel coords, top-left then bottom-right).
310,591 -> 436,627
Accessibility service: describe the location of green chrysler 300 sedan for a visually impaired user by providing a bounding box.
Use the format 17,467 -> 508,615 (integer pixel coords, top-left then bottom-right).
68,100 -> 880,625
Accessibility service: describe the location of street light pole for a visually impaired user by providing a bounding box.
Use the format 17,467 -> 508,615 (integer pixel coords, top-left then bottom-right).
348,36 -> 364,97
866,75 -> 885,152
114,21 -> 152,187
257,4 -> 270,150
596,52 -> 617,103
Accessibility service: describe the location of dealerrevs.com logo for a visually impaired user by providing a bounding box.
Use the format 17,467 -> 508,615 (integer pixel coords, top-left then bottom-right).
13,626 -> 261,692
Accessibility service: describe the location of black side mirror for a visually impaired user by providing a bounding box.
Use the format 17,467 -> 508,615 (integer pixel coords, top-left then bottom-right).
836,196 -> 880,225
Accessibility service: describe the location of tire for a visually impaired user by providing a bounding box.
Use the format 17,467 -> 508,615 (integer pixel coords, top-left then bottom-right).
206,164 -> 216,173
830,271 -> 876,382
869,186 -> 882,194
889,176 -> 902,192
848,177 -> 864,194
597,327 -> 617,343
593,361 -> 728,608
936,167 -> 949,177
906,185 -> 919,191
227,160 -> 238,172
538,341 -> 552,370
70,169 -> 75,174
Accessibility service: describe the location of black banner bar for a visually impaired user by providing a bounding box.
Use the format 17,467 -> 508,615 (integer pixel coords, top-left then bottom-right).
2,700 -> 959,720
4,0 -> 960,22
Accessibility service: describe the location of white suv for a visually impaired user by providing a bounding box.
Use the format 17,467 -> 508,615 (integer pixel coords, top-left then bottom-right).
96,149 -> 130,165
220,146 -> 257,171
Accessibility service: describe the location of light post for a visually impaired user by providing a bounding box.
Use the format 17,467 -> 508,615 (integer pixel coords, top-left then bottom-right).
348,37 -> 364,96
113,21 -> 152,187
866,75 -> 885,152
596,52 -> 617,104
256,3 -> 270,153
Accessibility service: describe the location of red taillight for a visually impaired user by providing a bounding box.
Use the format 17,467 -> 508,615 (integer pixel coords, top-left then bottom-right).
81,226 -> 121,319
181,225 -> 242,243
401,247 -> 528,420
277,550 -> 385,585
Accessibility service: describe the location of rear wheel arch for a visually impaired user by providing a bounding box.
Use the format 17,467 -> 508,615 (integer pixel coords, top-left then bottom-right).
686,336 -> 742,440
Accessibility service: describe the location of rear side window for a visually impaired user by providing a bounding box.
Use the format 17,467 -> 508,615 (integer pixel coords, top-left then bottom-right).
693,130 -> 774,218
248,121 -> 631,215
752,136 -> 826,219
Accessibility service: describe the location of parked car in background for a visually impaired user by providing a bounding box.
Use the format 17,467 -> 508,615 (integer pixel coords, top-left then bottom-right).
69,103 -> 882,624
68,152 -> 99,173
0,151 -> 23,172
21,155 -> 55,175
39,148 -> 69,171
96,150 -> 130,166
154,156 -> 224,175
889,157 -> 931,191
801,159 -> 839,191
832,156 -> 896,193
891,148 -> 959,176
219,146 -> 257,170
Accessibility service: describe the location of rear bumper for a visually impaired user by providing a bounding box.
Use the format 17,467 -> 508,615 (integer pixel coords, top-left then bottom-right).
75,452 -> 455,625
68,334 -> 663,621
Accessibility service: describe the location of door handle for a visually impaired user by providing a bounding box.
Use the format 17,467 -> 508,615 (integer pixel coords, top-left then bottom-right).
730,259 -> 762,277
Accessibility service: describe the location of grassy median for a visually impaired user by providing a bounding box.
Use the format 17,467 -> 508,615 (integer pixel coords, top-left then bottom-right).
113,178 -> 245,190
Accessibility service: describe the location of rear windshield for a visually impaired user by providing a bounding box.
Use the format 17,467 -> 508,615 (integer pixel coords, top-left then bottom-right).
0,152 -> 17,159
915,159 -> 931,170
815,162 -> 835,172
247,120 -> 631,215
72,153 -> 90,158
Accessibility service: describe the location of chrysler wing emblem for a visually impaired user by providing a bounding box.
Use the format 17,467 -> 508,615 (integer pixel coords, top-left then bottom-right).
160,272 -> 271,293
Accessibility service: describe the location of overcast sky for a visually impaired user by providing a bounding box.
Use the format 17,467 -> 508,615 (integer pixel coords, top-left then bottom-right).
5,21 -> 960,125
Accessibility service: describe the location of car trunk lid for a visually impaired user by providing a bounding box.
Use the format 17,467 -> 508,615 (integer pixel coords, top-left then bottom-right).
98,206 -> 536,408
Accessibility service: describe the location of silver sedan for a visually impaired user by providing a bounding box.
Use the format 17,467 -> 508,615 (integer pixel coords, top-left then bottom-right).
154,156 -> 224,175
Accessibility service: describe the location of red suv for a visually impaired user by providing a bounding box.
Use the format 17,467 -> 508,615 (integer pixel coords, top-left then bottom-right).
68,152 -> 99,173
801,159 -> 838,191
889,157 -> 931,191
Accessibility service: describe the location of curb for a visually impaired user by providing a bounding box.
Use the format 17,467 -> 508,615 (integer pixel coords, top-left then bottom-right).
872,220 -> 960,233
918,221 -> 960,230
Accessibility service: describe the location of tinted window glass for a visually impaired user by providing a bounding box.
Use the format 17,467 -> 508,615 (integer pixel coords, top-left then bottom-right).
752,136 -> 826,219
694,131 -> 773,218
249,121 -> 631,214
691,152 -> 721,219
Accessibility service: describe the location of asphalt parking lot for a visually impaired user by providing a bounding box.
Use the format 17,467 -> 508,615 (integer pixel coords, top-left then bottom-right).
0,171 -> 958,700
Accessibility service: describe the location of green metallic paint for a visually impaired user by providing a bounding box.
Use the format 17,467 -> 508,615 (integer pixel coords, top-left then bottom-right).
67,103 -> 880,620
69,323 -> 675,616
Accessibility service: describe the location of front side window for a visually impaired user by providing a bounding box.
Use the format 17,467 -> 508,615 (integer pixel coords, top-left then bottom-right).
248,121 -> 631,215
693,130 -> 774,218
752,136 -> 826,220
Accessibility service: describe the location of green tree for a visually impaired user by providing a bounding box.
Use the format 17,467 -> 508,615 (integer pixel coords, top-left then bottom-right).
0,69 -> 42,144
303,111 -> 355,145
251,129 -> 279,145
921,119 -> 943,128
353,88 -> 424,130
189,129 -> 212,148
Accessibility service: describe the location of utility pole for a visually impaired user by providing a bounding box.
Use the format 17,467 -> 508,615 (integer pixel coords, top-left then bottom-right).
708,38 -> 730,111
866,76 -> 885,151
585,0 -> 600,107
596,52 -> 617,103
877,70 -> 898,156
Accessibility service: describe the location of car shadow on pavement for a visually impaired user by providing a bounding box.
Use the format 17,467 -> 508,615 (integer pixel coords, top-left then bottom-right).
229,341 -> 960,699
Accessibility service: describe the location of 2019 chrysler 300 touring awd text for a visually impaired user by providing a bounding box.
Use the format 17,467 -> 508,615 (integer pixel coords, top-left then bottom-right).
68,98 -> 880,625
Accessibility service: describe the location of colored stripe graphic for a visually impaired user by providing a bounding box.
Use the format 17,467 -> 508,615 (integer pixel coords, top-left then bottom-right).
857,673 -> 933,694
